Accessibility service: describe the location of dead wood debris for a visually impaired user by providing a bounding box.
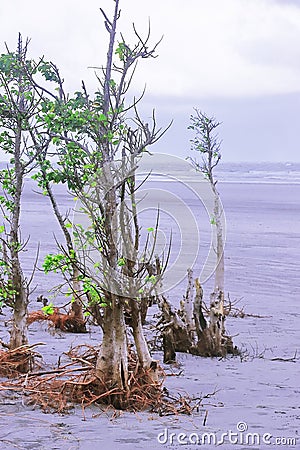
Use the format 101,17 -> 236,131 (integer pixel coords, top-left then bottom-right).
213,295 -> 271,319
271,350 -> 299,363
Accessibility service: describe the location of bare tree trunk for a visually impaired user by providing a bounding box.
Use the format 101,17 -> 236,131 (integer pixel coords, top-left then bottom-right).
180,268 -> 196,343
212,186 -> 224,295
9,278 -> 28,349
95,298 -> 128,391
208,186 -> 225,351
70,266 -> 84,321
130,299 -> 158,380
9,129 -> 29,351
208,290 -> 225,350
193,277 -> 206,341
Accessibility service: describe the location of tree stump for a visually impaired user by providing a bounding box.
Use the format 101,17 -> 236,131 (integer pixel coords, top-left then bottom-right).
158,269 -> 238,361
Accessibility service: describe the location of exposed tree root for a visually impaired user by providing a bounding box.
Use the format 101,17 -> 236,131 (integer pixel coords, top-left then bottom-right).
27,308 -> 87,333
0,343 -> 43,376
0,346 -> 204,415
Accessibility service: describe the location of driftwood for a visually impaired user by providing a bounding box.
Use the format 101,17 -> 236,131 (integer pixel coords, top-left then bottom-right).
158,269 -> 238,362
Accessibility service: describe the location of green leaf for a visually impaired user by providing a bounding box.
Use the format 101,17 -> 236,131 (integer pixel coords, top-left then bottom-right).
0,225 -> 5,234
117,257 -> 126,267
42,303 -> 55,315
147,227 -> 154,232
145,275 -> 156,284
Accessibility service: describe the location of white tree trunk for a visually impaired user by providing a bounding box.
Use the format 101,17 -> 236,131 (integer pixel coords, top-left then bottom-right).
10,295 -> 28,349
9,127 -> 29,351
180,268 -> 196,342
95,300 -> 128,390
213,189 -> 225,294
9,263 -> 28,349
130,298 -> 158,381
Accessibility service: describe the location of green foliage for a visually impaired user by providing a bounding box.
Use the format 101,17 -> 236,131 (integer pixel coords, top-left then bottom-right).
33,86 -> 127,194
0,53 -> 55,133
145,274 -> 156,284
188,109 -> 221,179
0,239 -> 12,306
38,90 -> 109,138
43,253 -> 72,274
41,302 -> 55,315
115,42 -> 129,61
83,278 -> 107,307
37,62 -> 59,82
0,168 -> 17,212
0,268 -> 17,307
73,224 -> 97,251
0,131 -> 14,153
117,257 -> 126,267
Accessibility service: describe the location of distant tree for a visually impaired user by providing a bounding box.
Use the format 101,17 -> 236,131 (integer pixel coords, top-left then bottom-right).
157,110 -> 237,361
0,35 -> 52,353
187,109 -> 226,344
188,109 -> 224,297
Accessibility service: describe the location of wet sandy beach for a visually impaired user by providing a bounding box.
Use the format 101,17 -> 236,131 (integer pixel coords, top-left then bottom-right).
0,178 -> 299,449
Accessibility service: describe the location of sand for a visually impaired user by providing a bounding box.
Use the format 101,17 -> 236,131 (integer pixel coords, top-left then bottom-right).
0,178 -> 299,450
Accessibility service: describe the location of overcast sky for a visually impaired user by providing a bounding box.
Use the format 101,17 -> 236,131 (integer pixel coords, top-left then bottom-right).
1,0 -> 300,162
